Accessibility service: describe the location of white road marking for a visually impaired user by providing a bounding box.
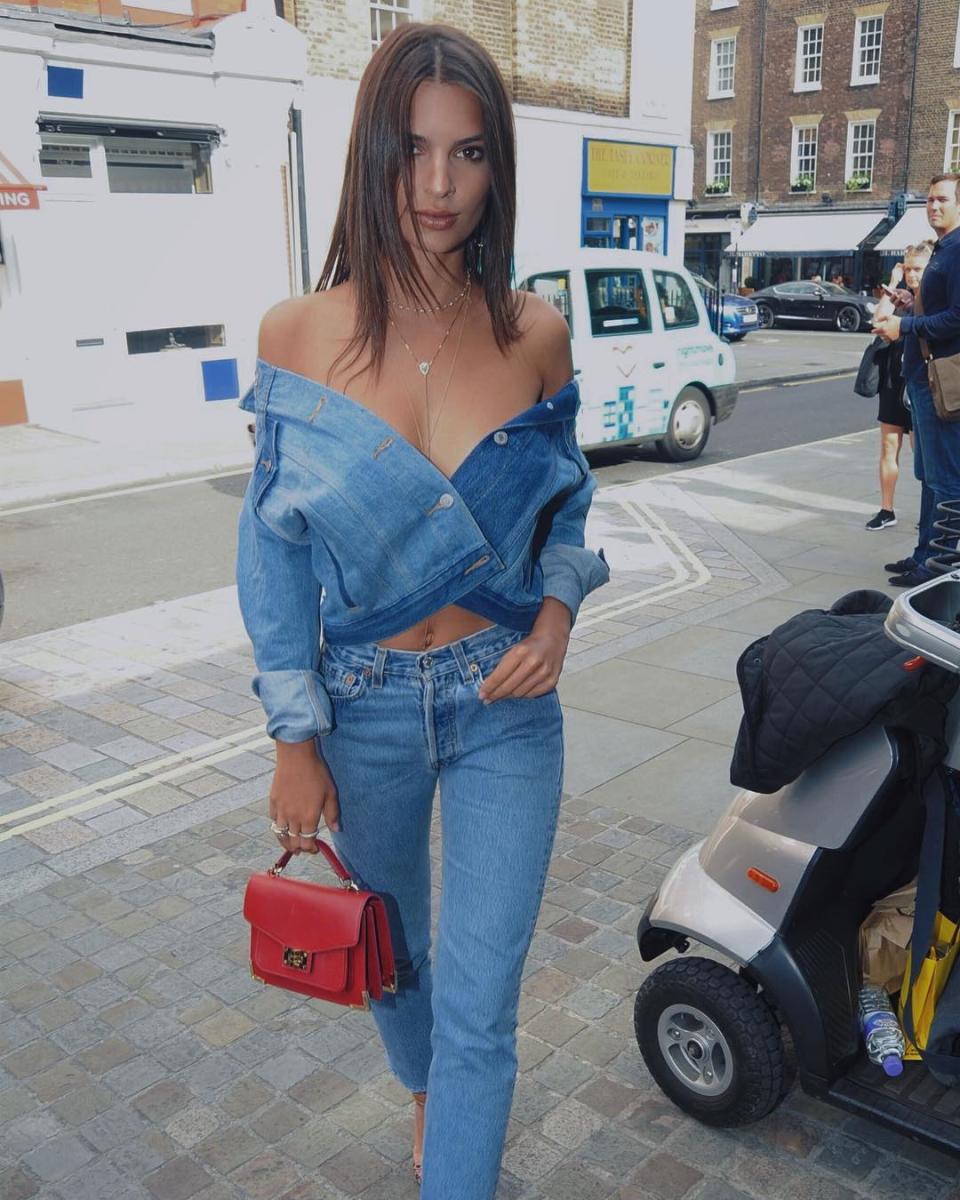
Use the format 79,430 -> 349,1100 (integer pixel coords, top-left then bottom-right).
0,727 -> 271,841
0,734 -> 273,840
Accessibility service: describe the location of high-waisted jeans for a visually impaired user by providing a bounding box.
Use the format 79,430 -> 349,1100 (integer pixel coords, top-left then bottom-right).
319,624 -> 565,1200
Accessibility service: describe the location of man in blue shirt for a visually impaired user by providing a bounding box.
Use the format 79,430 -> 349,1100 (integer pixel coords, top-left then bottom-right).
874,174 -> 960,585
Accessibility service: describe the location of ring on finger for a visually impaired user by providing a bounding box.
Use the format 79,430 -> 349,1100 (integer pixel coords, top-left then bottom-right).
270,821 -> 291,837
299,828 -> 321,839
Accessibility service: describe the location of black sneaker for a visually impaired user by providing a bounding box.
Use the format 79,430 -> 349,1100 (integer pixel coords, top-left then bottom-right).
885,557 -> 917,573
866,509 -> 897,531
889,567 -> 933,588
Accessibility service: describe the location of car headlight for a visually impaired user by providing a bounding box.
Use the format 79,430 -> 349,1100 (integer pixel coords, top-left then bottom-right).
865,301 -> 877,313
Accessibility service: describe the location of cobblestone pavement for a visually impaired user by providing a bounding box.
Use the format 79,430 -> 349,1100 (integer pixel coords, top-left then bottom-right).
3,452 -> 960,1199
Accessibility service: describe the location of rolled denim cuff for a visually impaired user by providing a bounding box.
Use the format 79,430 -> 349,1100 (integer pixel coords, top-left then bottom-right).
251,669 -> 335,743
540,544 -> 610,624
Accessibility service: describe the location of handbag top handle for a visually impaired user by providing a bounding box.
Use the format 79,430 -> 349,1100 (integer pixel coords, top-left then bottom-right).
269,842 -> 359,890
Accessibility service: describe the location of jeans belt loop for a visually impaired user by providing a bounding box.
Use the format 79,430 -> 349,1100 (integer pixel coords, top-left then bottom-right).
372,646 -> 388,690
450,639 -> 473,685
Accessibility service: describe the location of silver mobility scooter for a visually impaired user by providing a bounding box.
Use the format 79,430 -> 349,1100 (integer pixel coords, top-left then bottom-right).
634,571 -> 960,1150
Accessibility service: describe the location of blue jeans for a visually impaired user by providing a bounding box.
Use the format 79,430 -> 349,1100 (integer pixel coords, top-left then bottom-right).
908,372 -> 960,569
319,624 -> 564,1200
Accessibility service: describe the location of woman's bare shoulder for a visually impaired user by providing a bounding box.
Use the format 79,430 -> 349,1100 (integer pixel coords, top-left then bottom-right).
513,290 -> 573,393
257,284 -> 354,373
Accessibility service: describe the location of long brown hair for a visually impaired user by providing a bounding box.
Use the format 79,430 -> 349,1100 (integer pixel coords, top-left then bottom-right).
316,22 -> 521,380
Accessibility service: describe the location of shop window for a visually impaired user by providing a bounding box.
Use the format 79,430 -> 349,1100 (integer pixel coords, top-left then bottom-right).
851,15 -> 883,85
522,272 -> 573,333
709,36 -> 736,99
39,137 -> 93,180
126,325 -> 225,355
370,0 -> 416,49
947,111 -> 960,173
794,24 -> 823,92
652,271 -> 700,330
585,271 -> 652,337
105,137 -> 212,194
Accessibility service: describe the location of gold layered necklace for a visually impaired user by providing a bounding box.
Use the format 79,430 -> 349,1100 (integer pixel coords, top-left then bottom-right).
386,276 -> 472,649
386,277 -> 471,463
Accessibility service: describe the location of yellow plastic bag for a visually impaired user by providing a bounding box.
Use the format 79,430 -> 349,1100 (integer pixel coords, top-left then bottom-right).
898,912 -> 960,1060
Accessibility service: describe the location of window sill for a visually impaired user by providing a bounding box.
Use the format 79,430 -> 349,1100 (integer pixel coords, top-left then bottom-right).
850,76 -> 880,87
707,92 -> 735,101
793,82 -> 822,93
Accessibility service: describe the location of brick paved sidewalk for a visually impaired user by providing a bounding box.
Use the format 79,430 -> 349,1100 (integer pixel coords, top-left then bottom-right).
3,435 -> 960,1199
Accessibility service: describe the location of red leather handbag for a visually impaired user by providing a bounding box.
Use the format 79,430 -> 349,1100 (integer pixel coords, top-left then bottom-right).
243,842 -> 396,1010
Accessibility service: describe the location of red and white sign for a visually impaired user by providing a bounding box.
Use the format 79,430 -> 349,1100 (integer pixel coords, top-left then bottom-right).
0,150 -> 45,211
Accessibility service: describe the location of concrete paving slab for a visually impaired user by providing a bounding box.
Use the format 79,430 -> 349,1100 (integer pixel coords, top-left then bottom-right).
619,626 -> 756,683
561,710 -> 684,797
559,659 -> 737,728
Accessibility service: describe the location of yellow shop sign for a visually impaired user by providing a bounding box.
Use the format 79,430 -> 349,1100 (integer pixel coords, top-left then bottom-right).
586,141 -> 674,197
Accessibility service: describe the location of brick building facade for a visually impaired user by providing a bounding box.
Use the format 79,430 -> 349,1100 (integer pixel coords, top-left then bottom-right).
687,0 -> 959,293
294,0 -> 634,118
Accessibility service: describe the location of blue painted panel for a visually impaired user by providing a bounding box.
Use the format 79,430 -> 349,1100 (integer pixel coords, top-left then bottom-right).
202,358 -> 239,402
47,66 -> 84,99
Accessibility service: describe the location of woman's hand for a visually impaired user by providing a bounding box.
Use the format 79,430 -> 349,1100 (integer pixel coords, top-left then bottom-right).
478,599 -> 571,703
270,739 -> 340,853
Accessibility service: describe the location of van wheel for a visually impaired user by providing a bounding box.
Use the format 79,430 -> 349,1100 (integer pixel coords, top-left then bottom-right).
635,957 -> 786,1127
658,389 -> 711,462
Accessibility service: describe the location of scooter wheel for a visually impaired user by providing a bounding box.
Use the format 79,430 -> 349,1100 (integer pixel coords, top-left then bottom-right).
635,956 -> 785,1127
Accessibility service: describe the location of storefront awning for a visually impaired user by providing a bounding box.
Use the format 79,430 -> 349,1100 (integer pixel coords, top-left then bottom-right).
726,210 -> 887,256
874,205 -> 934,254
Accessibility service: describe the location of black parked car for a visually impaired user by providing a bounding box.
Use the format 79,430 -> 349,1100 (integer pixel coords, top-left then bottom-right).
752,281 -> 878,333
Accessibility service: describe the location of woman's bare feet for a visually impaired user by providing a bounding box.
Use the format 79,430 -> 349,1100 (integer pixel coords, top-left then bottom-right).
413,1091 -> 426,1184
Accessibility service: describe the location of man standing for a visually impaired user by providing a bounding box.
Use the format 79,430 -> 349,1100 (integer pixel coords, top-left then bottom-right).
874,175 -> 960,585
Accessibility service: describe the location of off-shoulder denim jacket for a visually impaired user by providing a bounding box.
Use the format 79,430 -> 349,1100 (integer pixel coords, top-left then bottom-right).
236,358 -> 610,743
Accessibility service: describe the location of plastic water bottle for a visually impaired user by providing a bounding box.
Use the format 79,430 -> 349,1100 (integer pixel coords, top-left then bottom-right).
858,984 -> 905,1077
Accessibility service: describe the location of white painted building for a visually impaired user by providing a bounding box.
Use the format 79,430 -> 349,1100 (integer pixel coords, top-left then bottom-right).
0,0 -> 306,430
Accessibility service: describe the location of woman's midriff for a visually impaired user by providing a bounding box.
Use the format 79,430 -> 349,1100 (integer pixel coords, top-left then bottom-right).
376,604 -> 495,651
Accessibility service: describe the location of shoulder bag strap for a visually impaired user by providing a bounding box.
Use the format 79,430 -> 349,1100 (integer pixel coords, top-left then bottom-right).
914,285 -> 935,366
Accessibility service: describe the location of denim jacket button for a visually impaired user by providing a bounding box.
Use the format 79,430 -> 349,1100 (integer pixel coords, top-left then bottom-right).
494,431 -> 509,445
437,493 -> 454,509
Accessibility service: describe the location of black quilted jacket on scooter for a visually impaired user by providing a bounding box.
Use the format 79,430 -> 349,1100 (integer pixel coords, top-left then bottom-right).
730,589 -> 959,793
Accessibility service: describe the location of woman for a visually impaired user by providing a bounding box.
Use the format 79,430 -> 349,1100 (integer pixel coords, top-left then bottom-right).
236,22 -> 609,1199
864,243 -> 932,533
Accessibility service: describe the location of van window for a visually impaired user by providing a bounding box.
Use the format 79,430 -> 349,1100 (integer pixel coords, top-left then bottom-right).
523,272 -> 572,333
585,270 -> 651,337
652,271 -> 701,330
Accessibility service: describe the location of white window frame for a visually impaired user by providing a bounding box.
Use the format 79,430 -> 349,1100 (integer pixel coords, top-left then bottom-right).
370,0 -> 419,50
851,14 -> 883,86
845,119 -> 876,189
708,36 -> 737,99
946,110 -> 960,174
791,124 -> 819,190
794,23 -> 824,92
954,7 -> 960,68
706,129 -> 732,193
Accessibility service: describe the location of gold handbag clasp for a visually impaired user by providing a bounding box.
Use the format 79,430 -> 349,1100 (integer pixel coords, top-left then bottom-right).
282,948 -> 309,970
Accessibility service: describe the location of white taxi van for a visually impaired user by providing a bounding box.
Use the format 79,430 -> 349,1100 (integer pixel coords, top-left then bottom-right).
518,250 -> 738,461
